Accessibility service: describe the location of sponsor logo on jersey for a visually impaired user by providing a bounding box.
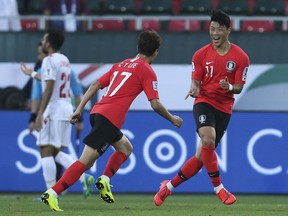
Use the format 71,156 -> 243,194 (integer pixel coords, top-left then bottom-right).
206,61 -> 214,65
226,61 -> 236,72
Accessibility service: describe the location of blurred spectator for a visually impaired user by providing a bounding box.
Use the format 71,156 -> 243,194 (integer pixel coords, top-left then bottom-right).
0,0 -> 22,31
44,0 -> 88,32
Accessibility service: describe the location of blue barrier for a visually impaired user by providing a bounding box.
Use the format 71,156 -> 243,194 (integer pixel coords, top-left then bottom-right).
0,111 -> 288,193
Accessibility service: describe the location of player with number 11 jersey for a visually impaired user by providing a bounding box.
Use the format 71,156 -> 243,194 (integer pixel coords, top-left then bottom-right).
192,43 -> 249,114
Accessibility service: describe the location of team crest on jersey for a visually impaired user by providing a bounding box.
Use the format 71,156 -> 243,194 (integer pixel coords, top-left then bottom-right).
199,115 -> 206,124
226,61 -> 236,72
153,81 -> 158,91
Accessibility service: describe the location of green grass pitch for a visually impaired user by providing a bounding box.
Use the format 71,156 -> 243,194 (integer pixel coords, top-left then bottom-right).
2,193 -> 288,216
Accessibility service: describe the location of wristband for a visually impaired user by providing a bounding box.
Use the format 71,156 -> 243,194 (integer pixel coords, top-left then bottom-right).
29,113 -> 37,122
31,71 -> 37,78
228,84 -> 233,91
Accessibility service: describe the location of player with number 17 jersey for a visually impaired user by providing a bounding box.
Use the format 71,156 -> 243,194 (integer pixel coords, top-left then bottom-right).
41,53 -> 73,120
91,56 -> 159,129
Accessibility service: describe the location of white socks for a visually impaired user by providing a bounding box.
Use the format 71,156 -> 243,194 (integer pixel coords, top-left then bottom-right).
41,156 -> 56,189
55,151 -> 75,169
101,175 -> 110,183
214,183 -> 224,193
166,181 -> 174,191
55,151 -> 86,183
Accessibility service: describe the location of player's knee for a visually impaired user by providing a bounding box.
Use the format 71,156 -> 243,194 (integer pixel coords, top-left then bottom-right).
201,136 -> 215,147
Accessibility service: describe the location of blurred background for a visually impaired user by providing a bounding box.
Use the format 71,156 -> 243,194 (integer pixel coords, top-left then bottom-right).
1,0 -> 288,194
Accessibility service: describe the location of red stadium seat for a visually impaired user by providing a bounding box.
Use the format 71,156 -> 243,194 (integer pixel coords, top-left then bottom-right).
128,19 -> 161,31
21,19 -> 39,30
241,20 -> 275,32
92,19 -> 125,31
168,20 -> 201,32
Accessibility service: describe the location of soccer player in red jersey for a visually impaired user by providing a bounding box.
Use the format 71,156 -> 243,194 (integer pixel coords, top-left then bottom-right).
154,10 -> 249,206
40,30 -> 183,211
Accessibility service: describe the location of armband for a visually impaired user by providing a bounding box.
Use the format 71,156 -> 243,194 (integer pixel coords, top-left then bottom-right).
228,84 -> 233,91
31,71 -> 37,78
29,113 -> 37,123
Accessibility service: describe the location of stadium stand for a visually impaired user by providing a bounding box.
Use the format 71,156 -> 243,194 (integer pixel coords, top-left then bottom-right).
217,0 -> 250,15
104,0 -> 136,15
17,0 -> 43,14
253,0 -> 286,16
87,0 -> 104,15
128,19 -> 161,31
241,20 -> 275,32
139,0 -> 173,15
92,19 -> 125,31
20,18 -> 39,30
168,19 -> 201,32
180,0 -> 212,15
14,0 -> 288,32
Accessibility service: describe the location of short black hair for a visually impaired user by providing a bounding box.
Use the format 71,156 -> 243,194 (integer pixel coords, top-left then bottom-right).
137,30 -> 162,57
46,28 -> 65,51
210,9 -> 231,29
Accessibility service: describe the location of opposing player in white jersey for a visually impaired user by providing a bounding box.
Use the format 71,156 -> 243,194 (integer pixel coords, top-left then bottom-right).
20,28 -> 94,198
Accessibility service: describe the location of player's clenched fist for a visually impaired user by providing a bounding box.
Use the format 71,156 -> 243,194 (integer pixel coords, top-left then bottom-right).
172,115 -> 183,128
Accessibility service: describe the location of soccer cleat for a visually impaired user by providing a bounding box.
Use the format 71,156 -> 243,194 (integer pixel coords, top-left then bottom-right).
82,174 -> 95,199
41,190 -> 63,211
95,175 -> 115,204
154,180 -> 172,206
217,188 -> 237,205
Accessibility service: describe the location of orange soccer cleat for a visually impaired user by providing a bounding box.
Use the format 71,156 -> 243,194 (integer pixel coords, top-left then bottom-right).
154,180 -> 172,206
217,188 -> 236,205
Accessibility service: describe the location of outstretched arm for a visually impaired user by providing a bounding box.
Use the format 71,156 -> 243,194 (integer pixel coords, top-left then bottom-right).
70,80 -> 101,124
20,63 -> 41,80
149,99 -> 183,128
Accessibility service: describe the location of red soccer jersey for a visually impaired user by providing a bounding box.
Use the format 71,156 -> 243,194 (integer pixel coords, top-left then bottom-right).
91,56 -> 159,128
192,43 -> 249,114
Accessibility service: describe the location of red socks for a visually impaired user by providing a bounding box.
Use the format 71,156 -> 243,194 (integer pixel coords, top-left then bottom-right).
52,161 -> 87,195
171,156 -> 203,187
103,150 -> 128,178
201,146 -> 221,187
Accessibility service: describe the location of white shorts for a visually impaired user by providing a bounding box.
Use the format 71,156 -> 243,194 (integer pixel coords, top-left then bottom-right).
37,117 -> 72,149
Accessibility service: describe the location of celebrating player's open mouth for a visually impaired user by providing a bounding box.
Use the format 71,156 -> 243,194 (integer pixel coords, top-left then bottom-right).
212,36 -> 221,45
